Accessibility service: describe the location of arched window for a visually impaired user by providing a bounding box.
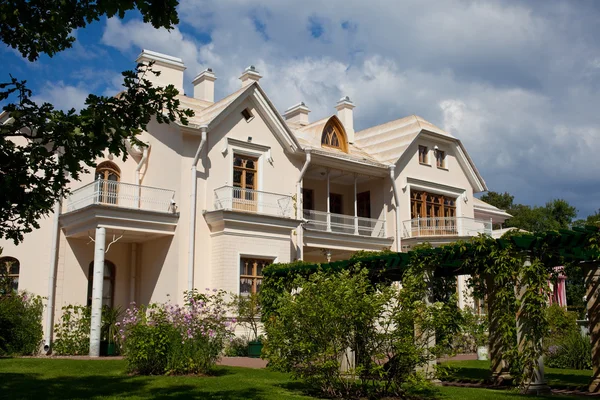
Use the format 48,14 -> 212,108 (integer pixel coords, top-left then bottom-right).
87,261 -> 116,307
95,161 -> 120,204
0,257 -> 20,292
320,117 -> 348,153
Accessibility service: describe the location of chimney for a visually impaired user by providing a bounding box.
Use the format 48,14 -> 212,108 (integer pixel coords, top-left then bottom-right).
135,49 -> 186,94
239,65 -> 262,87
335,96 -> 356,143
283,102 -> 311,126
192,68 -> 216,103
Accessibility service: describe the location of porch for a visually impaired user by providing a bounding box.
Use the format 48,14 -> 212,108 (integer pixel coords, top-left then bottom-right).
401,216 -> 492,239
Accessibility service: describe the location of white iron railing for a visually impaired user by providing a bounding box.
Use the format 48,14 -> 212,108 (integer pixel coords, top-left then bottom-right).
303,209 -> 387,238
401,217 -> 492,238
65,180 -> 176,214
213,186 -> 294,218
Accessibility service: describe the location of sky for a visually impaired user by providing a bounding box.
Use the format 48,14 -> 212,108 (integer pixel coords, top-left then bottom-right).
1,0 -> 600,218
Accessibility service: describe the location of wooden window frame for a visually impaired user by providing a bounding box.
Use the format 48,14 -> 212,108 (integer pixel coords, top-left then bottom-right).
0,257 -> 20,292
239,257 -> 271,295
95,161 -> 121,205
233,153 -> 259,211
436,149 -> 446,169
418,145 -> 429,165
320,118 -> 349,153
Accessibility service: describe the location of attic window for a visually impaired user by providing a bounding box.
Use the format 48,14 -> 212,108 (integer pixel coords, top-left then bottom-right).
241,108 -> 254,122
321,118 -> 348,153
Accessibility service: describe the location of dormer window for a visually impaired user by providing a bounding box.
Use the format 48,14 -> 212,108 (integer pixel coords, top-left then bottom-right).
320,117 -> 348,153
418,145 -> 429,164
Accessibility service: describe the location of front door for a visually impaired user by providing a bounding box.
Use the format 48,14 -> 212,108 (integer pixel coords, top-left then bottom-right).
233,154 -> 258,211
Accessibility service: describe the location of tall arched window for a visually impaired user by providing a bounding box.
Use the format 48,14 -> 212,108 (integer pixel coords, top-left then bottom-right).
320,117 -> 348,153
87,261 -> 116,307
0,257 -> 20,292
95,161 -> 120,204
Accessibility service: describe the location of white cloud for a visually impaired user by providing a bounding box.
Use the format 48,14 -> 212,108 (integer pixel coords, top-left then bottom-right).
32,82 -> 89,111
96,0 -> 600,216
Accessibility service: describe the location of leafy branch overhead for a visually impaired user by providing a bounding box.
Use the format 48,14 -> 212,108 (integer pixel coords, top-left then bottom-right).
0,65 -> 194,244
0,0 -> 181,62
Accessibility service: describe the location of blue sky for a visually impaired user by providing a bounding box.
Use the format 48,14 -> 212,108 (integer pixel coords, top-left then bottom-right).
2,0 -> 600,218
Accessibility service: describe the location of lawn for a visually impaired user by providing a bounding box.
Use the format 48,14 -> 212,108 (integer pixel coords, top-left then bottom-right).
440,359 -> 593,391
0,358 -> 583,400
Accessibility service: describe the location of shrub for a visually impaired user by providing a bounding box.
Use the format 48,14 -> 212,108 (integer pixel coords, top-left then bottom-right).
224,336 -> 249,357
232,292 -> 261,341
0,291 -> 43,355
264,268 -> 454,398
120,289 -> 235,375
53,305 -> 91,355
546,331 -> 591,370
451,307 -> 488,354
545,304 -> 578,345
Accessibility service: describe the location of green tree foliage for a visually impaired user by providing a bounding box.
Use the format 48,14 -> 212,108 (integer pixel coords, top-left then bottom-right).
480,192 -> 577,233
1,1 -> 193,244
573,209 -> 600,228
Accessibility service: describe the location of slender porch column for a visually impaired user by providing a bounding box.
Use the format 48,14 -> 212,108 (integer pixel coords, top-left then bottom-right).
516,255 -> 549,394
129,243 -> 137,303
326,169 -> 331,232
585,262 -> 600,393
89,227 -> 106,357
485,274 -> 511,384
353,175 -> 358,235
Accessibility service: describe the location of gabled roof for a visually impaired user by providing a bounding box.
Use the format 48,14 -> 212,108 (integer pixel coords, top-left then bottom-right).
354,115 -> 487,192
177,82 -> 301,153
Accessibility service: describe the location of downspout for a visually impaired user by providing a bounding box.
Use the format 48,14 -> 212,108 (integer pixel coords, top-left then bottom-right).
43,200 -> 61,354
389,166 -> 401,252
296,151 -> 311,260
188,126 -> 208,292
135,146 -> 149,208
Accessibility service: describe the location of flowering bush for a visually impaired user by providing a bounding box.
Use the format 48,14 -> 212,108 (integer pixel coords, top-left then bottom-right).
0,291 -> 44,355
120,289 -> 235,375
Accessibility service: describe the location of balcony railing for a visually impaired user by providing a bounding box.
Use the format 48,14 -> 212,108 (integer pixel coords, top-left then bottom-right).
303,209 -> 387,238
401,217 -> 492,238
213,186 -> 294,218
65,180 -> 176,214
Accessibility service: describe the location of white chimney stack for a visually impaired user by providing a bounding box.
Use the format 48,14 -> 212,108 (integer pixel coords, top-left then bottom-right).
239,65 -> 262,87
283,102 -> 311,126
192,68 -> 217,103
135,49 -> 186,94
335,96 -> 356,143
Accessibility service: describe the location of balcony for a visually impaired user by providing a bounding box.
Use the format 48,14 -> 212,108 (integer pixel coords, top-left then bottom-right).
65,180 -> 176,214
60,180 -> 179,241
303,209 -> 386,238
401,217 -> 492,239
213,186 -> 294,218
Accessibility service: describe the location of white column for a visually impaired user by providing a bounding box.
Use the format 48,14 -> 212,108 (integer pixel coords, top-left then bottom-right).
89,227 -> 106,357
129,243 -> 137,303
43,200 -> 61,353
353,175 -> 358,235
326,169 -> 331,232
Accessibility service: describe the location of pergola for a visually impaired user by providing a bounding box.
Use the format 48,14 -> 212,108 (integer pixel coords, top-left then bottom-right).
263,226 -> 600,393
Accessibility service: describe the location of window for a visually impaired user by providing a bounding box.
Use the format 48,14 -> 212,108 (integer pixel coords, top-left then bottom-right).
330,193 -> 343,214
357,191 -> 371,218
95,161 -> 120,205
241,108 -> 254,122
240,258 -> 271,294
410,190 -> 457,235
436,150 -> 446,168
233,154 -> 258,211
474,296 -> 487,316
320,118 -> 348,153
302,188 -> 314,211
418,145 -> 429,164
0,257 -> 20,292
87,261 -> 116,307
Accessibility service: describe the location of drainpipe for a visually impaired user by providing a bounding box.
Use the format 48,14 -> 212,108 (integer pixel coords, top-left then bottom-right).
135,146 -> 149,208
389,166 -> 401,252
43,200 -> 61,354
188,126 -> 208,292
296,151 -> 311,260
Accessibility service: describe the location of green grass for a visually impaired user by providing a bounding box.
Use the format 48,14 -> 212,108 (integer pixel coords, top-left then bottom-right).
0,358 -> 583,399
440,360 -> 592,390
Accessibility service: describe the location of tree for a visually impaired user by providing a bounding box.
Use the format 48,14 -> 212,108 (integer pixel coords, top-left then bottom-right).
479,191 -> 577,233
1,1 -> 193,244
573,209 -> 600,227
